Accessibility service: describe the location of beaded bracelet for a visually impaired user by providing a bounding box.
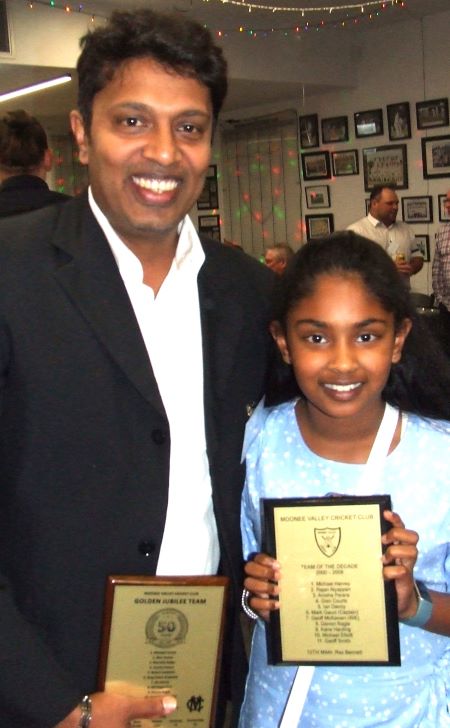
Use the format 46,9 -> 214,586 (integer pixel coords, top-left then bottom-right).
241,588 -> 259,620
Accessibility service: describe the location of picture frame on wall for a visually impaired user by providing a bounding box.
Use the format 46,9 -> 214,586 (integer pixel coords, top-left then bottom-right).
197,165 -> 219,210
321,116 -> 349,144
301,150 -> 331,180
305,185 -> 330,209
421,135 -> 450,179
362,144 -> 408,192
198,214 -> 221,241
354,109 -> 384,138
299,114 -> 319,149
305,213 -> 334,240
401,196 -> 433,224
416,98 -> 449,130
331,149 -> 359,176
386,102 -> 411,141
414,235 -> 430,263
438,194 -> 450,222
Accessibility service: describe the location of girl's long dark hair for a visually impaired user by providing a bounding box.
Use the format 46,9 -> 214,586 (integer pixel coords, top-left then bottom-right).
266,231 -> 450,420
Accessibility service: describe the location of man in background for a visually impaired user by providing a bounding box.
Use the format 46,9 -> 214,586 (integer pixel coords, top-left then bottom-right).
347,185 -> 423,285
432,189 -> 450,353
0,9 -> 274,727
264,242 -> 294,275
0,109 -> 70,216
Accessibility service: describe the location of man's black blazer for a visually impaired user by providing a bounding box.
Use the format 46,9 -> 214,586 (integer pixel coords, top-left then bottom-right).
0,193 -> 274,727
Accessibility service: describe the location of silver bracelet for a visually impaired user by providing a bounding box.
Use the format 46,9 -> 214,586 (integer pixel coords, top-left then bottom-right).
78,695 -> 92,728
241,588 -> 259,620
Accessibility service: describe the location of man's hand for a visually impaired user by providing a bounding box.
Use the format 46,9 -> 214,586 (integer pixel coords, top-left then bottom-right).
55,691 -> 177,727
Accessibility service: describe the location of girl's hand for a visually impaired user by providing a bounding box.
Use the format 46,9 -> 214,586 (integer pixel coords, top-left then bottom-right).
381,510 -> 419,619
243,553 -> 281,622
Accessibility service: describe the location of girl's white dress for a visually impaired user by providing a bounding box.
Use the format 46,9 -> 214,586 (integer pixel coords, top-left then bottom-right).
240,400 -> 450,727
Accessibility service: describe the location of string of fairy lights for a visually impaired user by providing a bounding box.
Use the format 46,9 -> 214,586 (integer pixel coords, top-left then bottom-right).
23,0 -> 408,35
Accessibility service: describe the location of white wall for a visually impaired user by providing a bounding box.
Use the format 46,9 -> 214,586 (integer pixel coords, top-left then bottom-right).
220,9 -> 450,295
4,1 -> 104,67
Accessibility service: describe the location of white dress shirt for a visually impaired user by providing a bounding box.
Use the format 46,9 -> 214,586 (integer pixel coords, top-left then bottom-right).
89,189 -> 220,576
347,213 -> 421,261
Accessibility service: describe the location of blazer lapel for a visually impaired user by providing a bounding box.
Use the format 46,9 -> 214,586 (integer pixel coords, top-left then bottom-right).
51,195 -> 166,416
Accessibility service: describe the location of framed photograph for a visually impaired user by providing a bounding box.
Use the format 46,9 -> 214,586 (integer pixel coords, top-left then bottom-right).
331,149 -> 359,176
414,235 -> 430,262
305,213 -> 334,240
321,116 -> 349,144
354,109 -> 384,138
305,185 -> 330,209
301,151 -> 331,181
299,114 -> 319,149
362,144 -> 408,192
401,196 -> 433,224
198,214 -> 221,241
386,102 -> 411,141
438,195 -> 450,222
197,164 -> 219,210
438,194 -> 450,222
421,135 -> 450,179
416,98 -> 449,130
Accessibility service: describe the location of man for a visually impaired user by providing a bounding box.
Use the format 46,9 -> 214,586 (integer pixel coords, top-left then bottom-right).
347,185 -> 423,285
264,243 -> 294,275
0,10 -> 274,728
0,109 -> 70,216
432,190 -> 450,352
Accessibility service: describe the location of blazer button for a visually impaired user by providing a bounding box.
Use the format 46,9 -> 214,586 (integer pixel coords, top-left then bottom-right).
138,540 -> 156,557
151,429 -> 166,445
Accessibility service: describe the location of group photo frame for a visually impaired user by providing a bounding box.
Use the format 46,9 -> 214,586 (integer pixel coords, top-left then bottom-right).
421,135 -> 450,179
362,144 -> 408,192
354,108 -> 384,138
386,102 -> 411,141
331,149 -> 359,177
305,213 -> 334,240
301,150 -> 331,181
416,98 -> 449,130
305,185 -> 330,209
321,116 -> 349,144
401,196 -> 433,224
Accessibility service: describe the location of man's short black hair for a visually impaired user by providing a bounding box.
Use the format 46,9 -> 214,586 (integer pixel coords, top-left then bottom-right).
76,9 -> 228,130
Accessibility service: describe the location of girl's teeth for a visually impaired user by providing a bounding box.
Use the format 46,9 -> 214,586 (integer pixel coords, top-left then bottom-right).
325,383 -> 361,392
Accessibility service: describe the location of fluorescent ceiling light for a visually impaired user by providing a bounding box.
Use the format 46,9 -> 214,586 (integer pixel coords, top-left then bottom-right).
0,74 -> 72,103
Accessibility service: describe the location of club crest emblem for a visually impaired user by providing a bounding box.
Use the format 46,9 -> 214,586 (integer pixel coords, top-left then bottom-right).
145,608 -> 188,648
314,527 -> 341,557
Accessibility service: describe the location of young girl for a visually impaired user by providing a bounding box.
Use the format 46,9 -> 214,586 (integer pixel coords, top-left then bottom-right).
239,232 -> 450,728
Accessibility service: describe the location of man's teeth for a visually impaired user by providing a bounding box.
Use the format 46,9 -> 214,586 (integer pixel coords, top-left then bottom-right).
132,176 -> 178,193
324,383 -> 361,392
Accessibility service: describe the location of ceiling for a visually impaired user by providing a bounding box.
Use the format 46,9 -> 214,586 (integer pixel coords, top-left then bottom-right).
0,0 -> 448,134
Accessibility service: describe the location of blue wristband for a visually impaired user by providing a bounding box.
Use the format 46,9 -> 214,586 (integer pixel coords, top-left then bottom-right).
400,581 -> 433,628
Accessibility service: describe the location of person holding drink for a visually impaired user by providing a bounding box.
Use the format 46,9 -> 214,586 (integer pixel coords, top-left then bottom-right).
347,186 -> 423,287
239,232 -> 450,727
